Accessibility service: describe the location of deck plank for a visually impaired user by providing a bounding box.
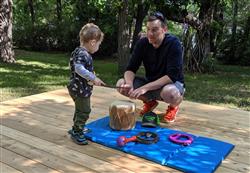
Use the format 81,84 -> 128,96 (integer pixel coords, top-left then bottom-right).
0,125 -> 134,173
1,147 -> 60,173
1,135 -> 96,173
1,87 -> 250,173
0,162 -> 23,173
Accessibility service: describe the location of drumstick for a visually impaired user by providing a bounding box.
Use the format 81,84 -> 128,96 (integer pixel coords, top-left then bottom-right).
87,81 -> 130,89
102,85 -> 131,89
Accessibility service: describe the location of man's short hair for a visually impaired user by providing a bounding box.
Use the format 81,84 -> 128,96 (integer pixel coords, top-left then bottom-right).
147,11 -> 167,27
79,23 -> 104,44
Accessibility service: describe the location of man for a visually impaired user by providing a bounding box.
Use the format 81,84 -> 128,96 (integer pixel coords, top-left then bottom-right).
116,12 -> 185,123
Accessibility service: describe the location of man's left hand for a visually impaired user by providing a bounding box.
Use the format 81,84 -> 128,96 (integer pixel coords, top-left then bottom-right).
129,87 -> 148,99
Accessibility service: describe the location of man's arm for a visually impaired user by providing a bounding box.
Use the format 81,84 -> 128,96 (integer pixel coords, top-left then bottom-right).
165,38 -> 183,83
129,75 -> 172,99
126,39 -> 145,75
140,75 -> 172,91
124,71 -> 135,86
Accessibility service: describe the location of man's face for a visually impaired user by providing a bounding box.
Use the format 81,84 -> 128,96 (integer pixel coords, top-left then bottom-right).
146,20 -> 166,46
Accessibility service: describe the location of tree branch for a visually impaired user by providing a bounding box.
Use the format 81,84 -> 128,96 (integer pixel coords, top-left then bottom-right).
164,10 -> 202,30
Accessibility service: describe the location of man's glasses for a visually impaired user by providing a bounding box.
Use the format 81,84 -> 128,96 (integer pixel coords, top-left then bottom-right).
152,12 -> 165,23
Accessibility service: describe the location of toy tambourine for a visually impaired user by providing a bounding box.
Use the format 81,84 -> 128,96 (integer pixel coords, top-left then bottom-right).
117,131 -> 158,147
169,133 -> 193,146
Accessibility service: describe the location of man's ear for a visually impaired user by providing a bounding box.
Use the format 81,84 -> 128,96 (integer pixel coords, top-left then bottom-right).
163,26 -> 168,33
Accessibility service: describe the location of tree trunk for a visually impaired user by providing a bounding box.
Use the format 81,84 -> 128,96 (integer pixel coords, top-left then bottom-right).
117,0 -> 130,75
184,0 -> 217,72
27,0 -> 35,47
131,0 -> 149,52
199,0 -> 215,59
231,0 -> 238,62
242,16 -> 250,44
0,0 -> 15,63
210,2 -> 224,57
56,0 -> 62,21
237,15 -> 250,65
28,0 -> 35,25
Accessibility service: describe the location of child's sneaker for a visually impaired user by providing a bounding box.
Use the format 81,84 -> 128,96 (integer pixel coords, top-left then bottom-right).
163,106 -> 179,123
140,100 -> 159,116
82,127 -> 91,134
69,129 -> 88,145
68,127 -> 91,135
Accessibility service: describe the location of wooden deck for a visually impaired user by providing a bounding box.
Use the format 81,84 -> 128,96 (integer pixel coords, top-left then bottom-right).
1,87 -> 249,173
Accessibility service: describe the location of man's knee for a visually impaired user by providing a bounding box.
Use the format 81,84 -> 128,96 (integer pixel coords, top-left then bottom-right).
160,84 -> 182,104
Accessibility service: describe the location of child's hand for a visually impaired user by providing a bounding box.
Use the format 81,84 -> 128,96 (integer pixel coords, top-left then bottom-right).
93,77 -> 106,86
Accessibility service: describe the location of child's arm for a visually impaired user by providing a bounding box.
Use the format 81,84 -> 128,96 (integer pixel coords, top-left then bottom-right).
75,63 -> 106,86
75,63 -> 96,81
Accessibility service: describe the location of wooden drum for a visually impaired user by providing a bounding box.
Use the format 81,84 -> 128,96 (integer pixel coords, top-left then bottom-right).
109,100 -> 136,130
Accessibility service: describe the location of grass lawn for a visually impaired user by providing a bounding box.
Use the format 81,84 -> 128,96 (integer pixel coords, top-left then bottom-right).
1,50 -> 249,111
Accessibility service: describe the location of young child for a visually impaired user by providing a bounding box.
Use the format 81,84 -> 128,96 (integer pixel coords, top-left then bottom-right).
67,23 -> 105,145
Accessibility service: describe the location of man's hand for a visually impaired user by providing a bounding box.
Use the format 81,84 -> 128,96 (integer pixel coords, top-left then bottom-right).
93,77 -> 106,86
129,87 -> 148,99
119,83 -> 132,95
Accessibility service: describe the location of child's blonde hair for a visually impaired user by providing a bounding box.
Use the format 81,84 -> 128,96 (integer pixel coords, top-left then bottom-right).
79,23 -> 104,44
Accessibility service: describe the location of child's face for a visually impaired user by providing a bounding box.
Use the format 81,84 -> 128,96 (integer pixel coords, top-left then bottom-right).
89,40 -> 102,54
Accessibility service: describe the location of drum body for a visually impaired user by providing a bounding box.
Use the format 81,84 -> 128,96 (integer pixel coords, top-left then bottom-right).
109,100 -> 136,130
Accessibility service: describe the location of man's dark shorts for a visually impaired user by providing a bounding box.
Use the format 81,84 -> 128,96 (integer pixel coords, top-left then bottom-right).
133,76 -> 185,100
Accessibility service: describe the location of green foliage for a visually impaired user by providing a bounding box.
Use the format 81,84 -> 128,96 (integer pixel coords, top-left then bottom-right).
218,27 -> 250,66
13,0 -> 118,56
210,20 -> 222,31
11,0 -> 250,66
217,0 -> 250,66
167,21 -> 183,38
151,0 -> 191,20
200,54 -> 216,73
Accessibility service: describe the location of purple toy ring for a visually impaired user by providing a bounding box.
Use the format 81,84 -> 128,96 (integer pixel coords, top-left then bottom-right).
169,133 -> 193,146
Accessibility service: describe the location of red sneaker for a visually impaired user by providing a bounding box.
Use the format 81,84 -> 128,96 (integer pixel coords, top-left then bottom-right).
140,100 -> 159,116
163,106 -> 179,123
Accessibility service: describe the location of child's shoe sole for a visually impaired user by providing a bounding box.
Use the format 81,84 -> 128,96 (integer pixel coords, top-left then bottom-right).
71,136 -> 88,145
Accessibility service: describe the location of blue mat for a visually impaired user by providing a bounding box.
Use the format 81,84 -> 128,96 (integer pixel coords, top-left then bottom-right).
85,116 -> 234,173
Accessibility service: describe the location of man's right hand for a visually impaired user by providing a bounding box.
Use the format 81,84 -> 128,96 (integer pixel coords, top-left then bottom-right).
117,82 -> 132,96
